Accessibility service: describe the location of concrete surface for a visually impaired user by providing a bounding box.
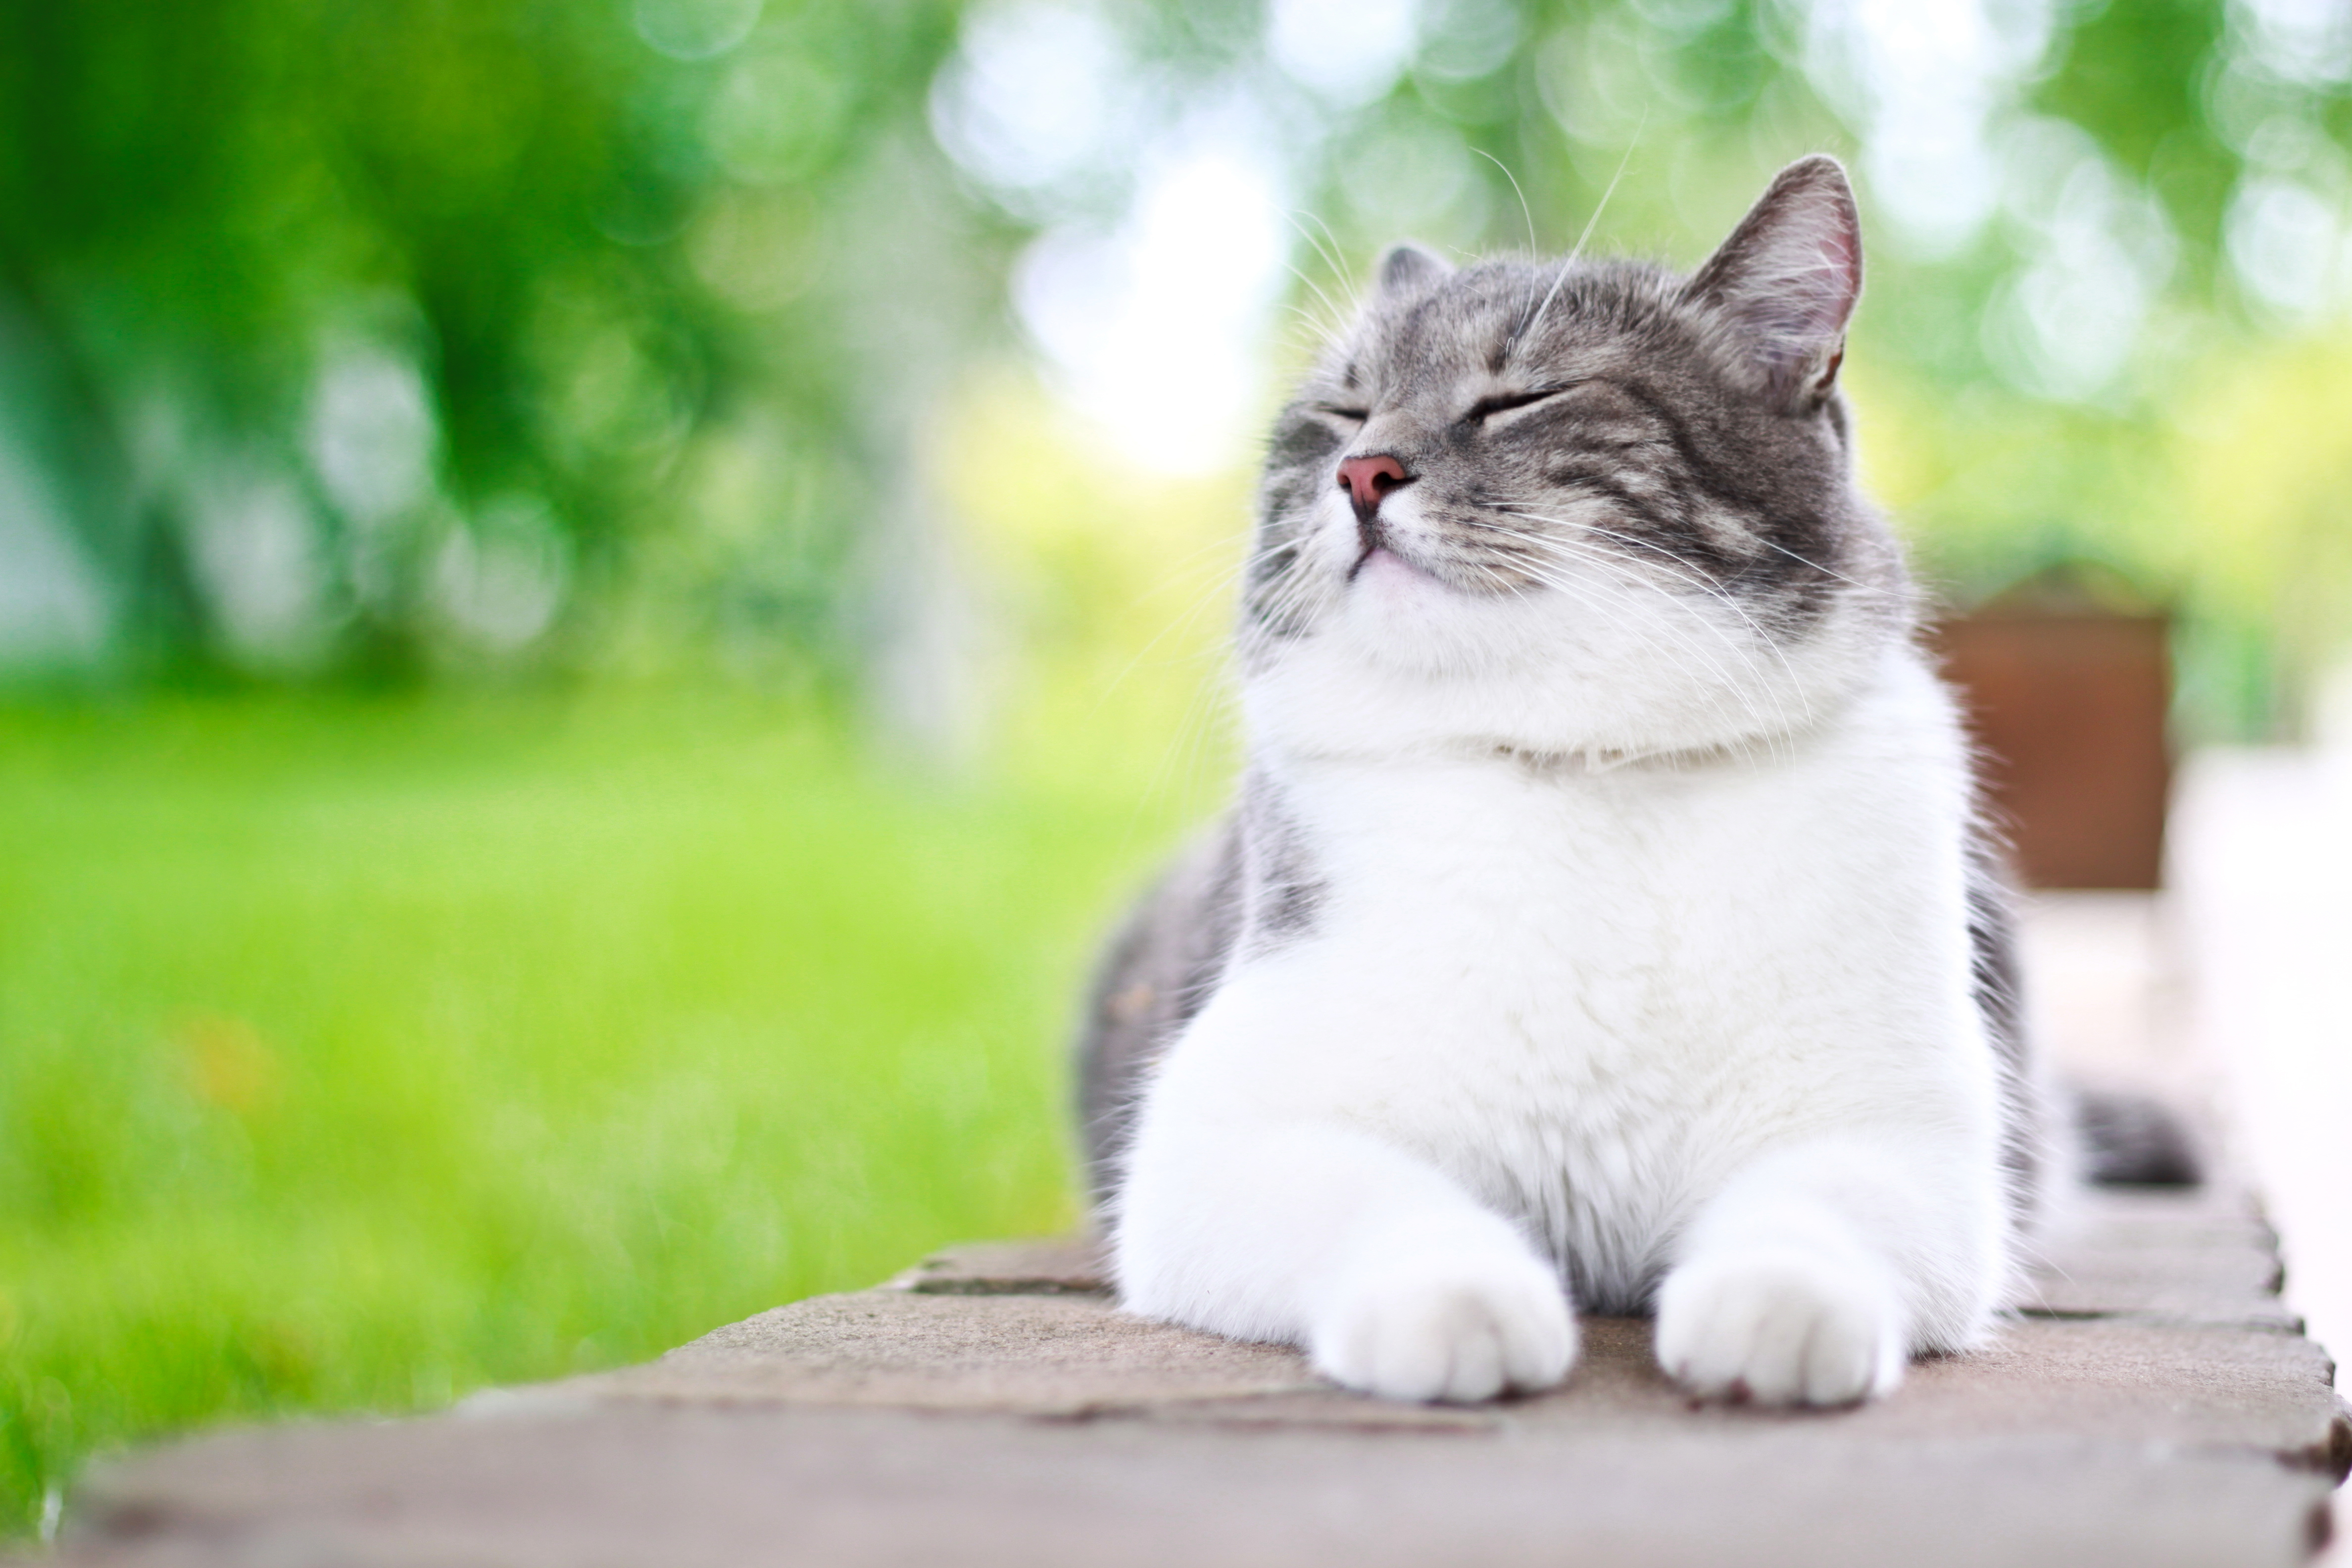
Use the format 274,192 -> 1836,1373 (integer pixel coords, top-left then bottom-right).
52,1182 -> 2352,1568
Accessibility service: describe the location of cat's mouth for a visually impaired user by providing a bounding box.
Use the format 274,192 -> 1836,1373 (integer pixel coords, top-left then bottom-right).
1350,538 -> 1477,598
1351,541 -> 1422,582
1347,524 -> 1441,587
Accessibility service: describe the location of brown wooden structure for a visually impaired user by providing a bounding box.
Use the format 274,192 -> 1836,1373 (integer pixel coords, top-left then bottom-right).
1933,608 -> 2171,890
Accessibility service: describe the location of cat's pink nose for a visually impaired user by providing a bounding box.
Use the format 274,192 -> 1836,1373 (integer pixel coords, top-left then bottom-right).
1336,454 -> 1411,517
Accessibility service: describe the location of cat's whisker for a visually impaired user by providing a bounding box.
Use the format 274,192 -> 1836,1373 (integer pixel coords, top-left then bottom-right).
1470,148 -> 1539,259
1511,121 -> 1642,359
1276,302 -> 1346,352
1088,580 -> 1231,723
1299,208 -> 1356,300
1276,292 -> 1346,332
1753,535 -> 1892,597
1479,553 -> 1723,691
1127,567 -> 1254,804
1539,514 -> 1818,748
1279,208 -> 1351,293
1467,511 -> 1802,748
1432,515 -> 1775,731
1089,528 -> 1284,740
1474,539 -> 1784,746
1133,530 -> 1272,609
1488,503 -> 1813,752
1245,557 -> 1333,642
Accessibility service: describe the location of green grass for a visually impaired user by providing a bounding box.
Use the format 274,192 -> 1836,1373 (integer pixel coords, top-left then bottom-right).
0,687 -> 1207,1540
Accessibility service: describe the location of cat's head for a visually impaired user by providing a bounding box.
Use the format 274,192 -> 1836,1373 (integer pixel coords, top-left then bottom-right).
1242,155 -> 1911,763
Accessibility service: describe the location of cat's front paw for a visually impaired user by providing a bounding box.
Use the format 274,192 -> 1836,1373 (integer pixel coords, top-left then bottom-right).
1309,1247 -> 1577,1404
1654,1249 -> 1904,1407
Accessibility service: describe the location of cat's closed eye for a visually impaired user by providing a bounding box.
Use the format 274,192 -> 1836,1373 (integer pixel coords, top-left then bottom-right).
1315,404 -> 1370,424
1463,386 -> 1569,424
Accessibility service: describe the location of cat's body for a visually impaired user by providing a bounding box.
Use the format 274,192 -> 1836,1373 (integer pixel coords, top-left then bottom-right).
1079,158 -> 2043,1407
1087,648 -> 2022,1307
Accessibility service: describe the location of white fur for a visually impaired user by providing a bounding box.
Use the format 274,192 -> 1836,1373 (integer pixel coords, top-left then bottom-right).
1111,481 -> 2011,1406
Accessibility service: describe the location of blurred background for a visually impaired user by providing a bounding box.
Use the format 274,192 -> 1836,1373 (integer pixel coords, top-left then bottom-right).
5,0 -> 2352,1544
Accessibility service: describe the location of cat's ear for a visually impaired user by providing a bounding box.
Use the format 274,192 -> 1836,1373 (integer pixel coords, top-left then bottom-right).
1376,242 -> 1451,296
1683,155 -> 1861,405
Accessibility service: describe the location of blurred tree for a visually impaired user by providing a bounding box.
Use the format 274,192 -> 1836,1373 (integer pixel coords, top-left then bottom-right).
8,0 -> 2351,734
0,0 -> 992,685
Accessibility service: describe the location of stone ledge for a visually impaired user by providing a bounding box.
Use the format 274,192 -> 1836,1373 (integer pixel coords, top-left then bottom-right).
55,1187 -> 2352,1568
2018,1186 -> 2303,1334
55,1406 -> 2342,1568
558,1274 -> 2349,1465
885,1237 -> 1107,1296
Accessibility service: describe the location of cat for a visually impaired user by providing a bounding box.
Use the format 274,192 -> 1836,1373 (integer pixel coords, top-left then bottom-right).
1075,155 -> 2051,1408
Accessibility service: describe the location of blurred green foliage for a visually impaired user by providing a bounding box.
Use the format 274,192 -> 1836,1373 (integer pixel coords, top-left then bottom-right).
0,0 -> 989,682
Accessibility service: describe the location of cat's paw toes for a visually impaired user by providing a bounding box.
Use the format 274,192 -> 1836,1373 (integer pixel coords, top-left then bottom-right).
1654,1250 -> 1904,1407
1310,1251 -> 1577,1404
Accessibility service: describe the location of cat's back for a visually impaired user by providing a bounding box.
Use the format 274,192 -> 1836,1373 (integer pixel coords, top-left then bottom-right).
1075,817 -> 1244,1204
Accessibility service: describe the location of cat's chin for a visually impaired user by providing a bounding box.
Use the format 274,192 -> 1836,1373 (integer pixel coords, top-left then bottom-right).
1331,559 -> 1528,675
1348,543 -> 1438,586
1342,546 -> 1467,625
1253,588 -> 1892,764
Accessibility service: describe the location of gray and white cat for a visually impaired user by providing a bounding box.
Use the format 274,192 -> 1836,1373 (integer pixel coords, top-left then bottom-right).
1076,156 -> 2047,1407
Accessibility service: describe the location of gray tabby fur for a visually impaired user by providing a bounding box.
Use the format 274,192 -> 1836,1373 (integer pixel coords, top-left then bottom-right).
1077,155 -> 2173,1222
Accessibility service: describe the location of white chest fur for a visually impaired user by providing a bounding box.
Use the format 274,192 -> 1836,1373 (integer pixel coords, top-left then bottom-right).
1119,646 -> 2009,1344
